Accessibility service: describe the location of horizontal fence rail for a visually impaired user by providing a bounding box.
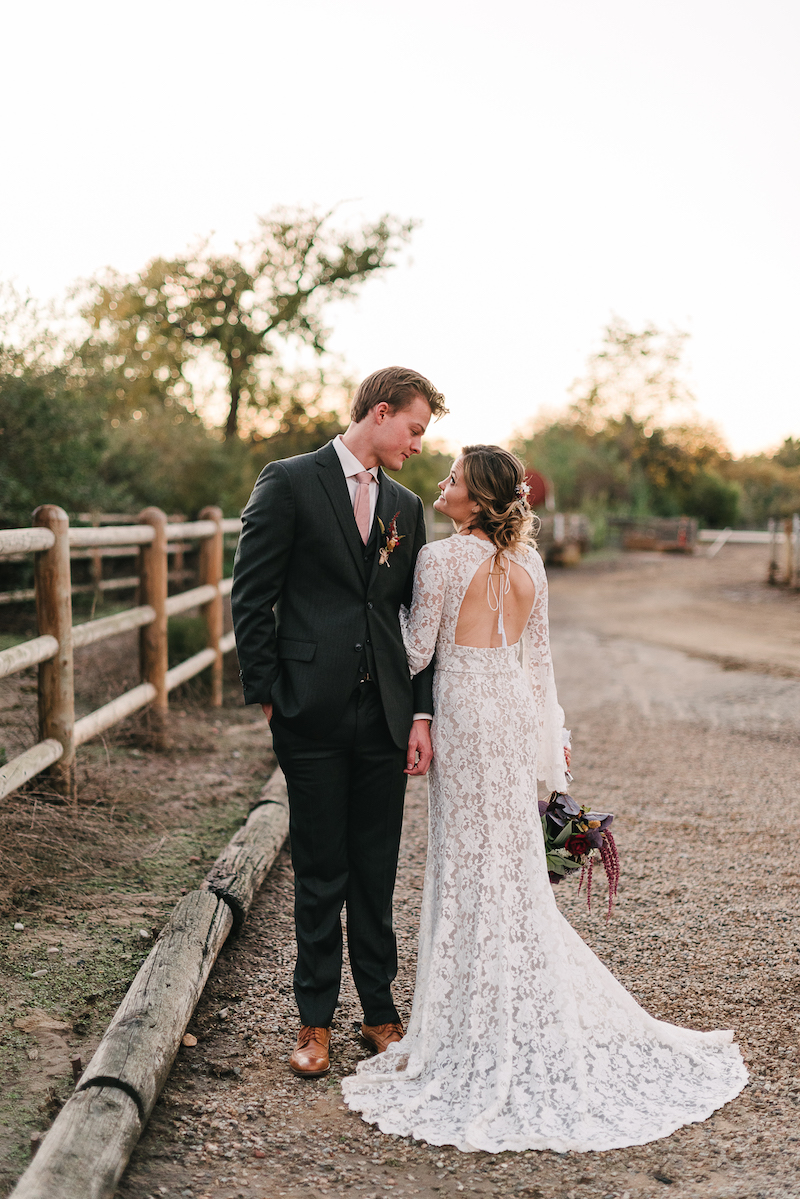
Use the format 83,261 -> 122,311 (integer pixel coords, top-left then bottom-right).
0,518 -> 241,603
0,506 -> 243,802
696,529 -> 787,544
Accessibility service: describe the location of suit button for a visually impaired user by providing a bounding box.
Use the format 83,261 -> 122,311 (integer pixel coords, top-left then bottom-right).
366,639 -> 371,645
367,602 -> 373,610
354,643 -> 362,651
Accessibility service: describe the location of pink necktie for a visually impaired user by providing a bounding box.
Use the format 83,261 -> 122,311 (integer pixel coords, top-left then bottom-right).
352,471 -> 373,543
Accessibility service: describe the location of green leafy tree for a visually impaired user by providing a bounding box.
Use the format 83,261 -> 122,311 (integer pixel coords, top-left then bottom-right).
569,315 -> 697,429
0,368 -> 122,524
79,207 -> 417,438
386,447 -> 455,507
98,367 -> 350,517
773,436 -> 800,469
515,319 -> 740,527
722,454 -> 800,525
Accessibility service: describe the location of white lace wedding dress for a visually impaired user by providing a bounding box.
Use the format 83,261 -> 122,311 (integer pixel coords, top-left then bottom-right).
341,534 -> 747,1153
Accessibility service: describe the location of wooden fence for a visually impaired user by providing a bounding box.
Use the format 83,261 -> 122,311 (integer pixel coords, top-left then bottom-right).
0,506 -> 242,803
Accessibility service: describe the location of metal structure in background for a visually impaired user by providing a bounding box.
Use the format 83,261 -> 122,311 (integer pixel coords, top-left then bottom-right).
0,508 -> 242,802
766,514 -> 800,587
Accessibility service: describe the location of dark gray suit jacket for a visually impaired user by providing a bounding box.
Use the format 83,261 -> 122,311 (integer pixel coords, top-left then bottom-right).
231,440 -> 434,749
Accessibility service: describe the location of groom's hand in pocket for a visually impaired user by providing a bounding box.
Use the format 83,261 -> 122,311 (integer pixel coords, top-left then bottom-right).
261,703 -> 273,723
405,719 -> 433,776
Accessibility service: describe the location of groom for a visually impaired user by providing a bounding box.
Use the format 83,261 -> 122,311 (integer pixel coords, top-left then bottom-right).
231,366 -> 446,1076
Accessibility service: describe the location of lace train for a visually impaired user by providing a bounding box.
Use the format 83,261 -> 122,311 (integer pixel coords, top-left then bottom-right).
341,537 -> 747,1152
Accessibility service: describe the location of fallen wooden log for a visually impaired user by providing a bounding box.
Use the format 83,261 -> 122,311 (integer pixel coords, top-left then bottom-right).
77,890 -> 233,1118
10,767 -> 290,1199
12,1085 -> 143,1199
203,766 -> 290,931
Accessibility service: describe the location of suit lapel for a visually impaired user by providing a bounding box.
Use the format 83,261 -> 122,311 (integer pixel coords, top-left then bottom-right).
367,469 -> 400,591
315,442 -> 368,579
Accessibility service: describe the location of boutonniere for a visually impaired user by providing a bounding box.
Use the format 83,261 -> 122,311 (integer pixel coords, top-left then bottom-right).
377,511 -> 404,566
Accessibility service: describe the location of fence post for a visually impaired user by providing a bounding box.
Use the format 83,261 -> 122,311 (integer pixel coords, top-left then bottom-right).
89,512 -> 103,607
33,505 -> 76,800
199,506 -> 224,707
170,513 -> 186,584
767,518 -> 778,585
785,517 -> 794,587
138,507 -> 169,748
793,514 -> 800,590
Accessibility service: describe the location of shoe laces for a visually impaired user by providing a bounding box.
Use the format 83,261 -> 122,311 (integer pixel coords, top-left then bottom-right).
297,1025 -> 327,1047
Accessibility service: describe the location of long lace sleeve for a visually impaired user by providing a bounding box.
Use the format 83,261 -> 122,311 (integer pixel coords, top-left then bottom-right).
522,552 -> 569,792
401,544 -> 446,678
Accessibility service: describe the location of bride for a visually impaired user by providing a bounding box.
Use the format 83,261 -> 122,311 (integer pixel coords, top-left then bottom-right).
341,444 -> 747,1153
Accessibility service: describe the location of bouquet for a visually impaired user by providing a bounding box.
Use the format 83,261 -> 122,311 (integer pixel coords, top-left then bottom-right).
538,791 -> 620,917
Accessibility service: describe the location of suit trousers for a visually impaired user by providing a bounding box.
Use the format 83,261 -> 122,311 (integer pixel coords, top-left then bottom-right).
270,681 -> 408,1028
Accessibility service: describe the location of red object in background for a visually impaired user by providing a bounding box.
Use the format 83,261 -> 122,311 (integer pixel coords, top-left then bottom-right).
524,469 -> 552,510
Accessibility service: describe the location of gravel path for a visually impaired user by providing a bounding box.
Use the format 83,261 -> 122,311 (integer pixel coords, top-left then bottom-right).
114,551 -> 800,1199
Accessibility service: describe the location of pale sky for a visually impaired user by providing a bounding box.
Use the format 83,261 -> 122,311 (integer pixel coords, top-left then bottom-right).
2,0 -> 798,456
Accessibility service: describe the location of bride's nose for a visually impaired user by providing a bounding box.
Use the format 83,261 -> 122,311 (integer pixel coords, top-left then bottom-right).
437,478 -> 446,491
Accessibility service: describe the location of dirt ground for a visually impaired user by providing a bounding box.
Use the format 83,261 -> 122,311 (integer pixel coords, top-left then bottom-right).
0,631 -> 276,1192
3,544 -> 800,1198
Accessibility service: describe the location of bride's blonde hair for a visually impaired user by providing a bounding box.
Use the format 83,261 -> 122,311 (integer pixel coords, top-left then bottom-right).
461,445 -> 537,556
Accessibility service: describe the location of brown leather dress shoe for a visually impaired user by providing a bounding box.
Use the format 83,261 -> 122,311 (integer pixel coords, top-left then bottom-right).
289,1026 -> 331,1076
361,1021 -> 404,1055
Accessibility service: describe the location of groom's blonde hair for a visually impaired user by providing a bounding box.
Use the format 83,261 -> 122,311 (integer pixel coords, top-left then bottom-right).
461,445 -> 537,557
351,366 -> 448,423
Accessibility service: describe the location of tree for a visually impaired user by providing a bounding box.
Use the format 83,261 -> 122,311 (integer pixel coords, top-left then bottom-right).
386,447 -> 455,506
514,319 -> 740,527
0,368 -> 122,524
722,454 -> 800,525
773,436 -> 800,469
0,289 -> 123,523
568,315 -> 697,430
79,207 -> 417,437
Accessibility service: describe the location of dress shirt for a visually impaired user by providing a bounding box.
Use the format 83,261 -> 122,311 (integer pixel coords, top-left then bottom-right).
333,435 -> 380,531
330,437 -> 432,725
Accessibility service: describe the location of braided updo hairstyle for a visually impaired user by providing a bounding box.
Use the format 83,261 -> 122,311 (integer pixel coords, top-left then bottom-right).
460,445 -> 537,556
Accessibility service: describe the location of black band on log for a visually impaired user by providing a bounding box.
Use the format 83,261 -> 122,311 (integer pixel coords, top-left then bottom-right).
77,1077 -> 145,1123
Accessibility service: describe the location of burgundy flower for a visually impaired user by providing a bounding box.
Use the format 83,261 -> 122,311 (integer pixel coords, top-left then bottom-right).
565,833 -> 590,857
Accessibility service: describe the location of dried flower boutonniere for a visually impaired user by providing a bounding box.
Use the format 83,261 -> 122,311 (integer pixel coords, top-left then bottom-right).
377,511 -> 404,566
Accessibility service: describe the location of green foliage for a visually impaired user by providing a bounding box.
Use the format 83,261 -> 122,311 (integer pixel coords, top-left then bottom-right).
773,437 -> 800,469
516,319 -> 742,528
97,373 -> 348,517
386,446 -> 454,505
722,455 -> 800,525
569,316 -> 697,428
0,368 -> 124,524
79,206 -> 417,438
517,415 -> 741,529
167,615 -> 208,667
2,283 -> 796,535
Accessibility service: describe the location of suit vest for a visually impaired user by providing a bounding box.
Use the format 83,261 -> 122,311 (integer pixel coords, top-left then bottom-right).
355,515 -> 380,683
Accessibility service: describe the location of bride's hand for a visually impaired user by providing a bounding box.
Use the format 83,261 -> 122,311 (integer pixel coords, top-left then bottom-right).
564,746 -> 571,771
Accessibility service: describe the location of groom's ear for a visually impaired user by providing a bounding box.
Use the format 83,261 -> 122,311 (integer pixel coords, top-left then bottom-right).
373,402 -> 392,424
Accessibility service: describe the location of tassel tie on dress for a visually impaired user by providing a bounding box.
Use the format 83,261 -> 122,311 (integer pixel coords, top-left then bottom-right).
487,557 -> 511,648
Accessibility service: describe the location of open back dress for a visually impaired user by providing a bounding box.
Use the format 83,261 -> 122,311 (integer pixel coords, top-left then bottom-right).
341,533 -> 747,1153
